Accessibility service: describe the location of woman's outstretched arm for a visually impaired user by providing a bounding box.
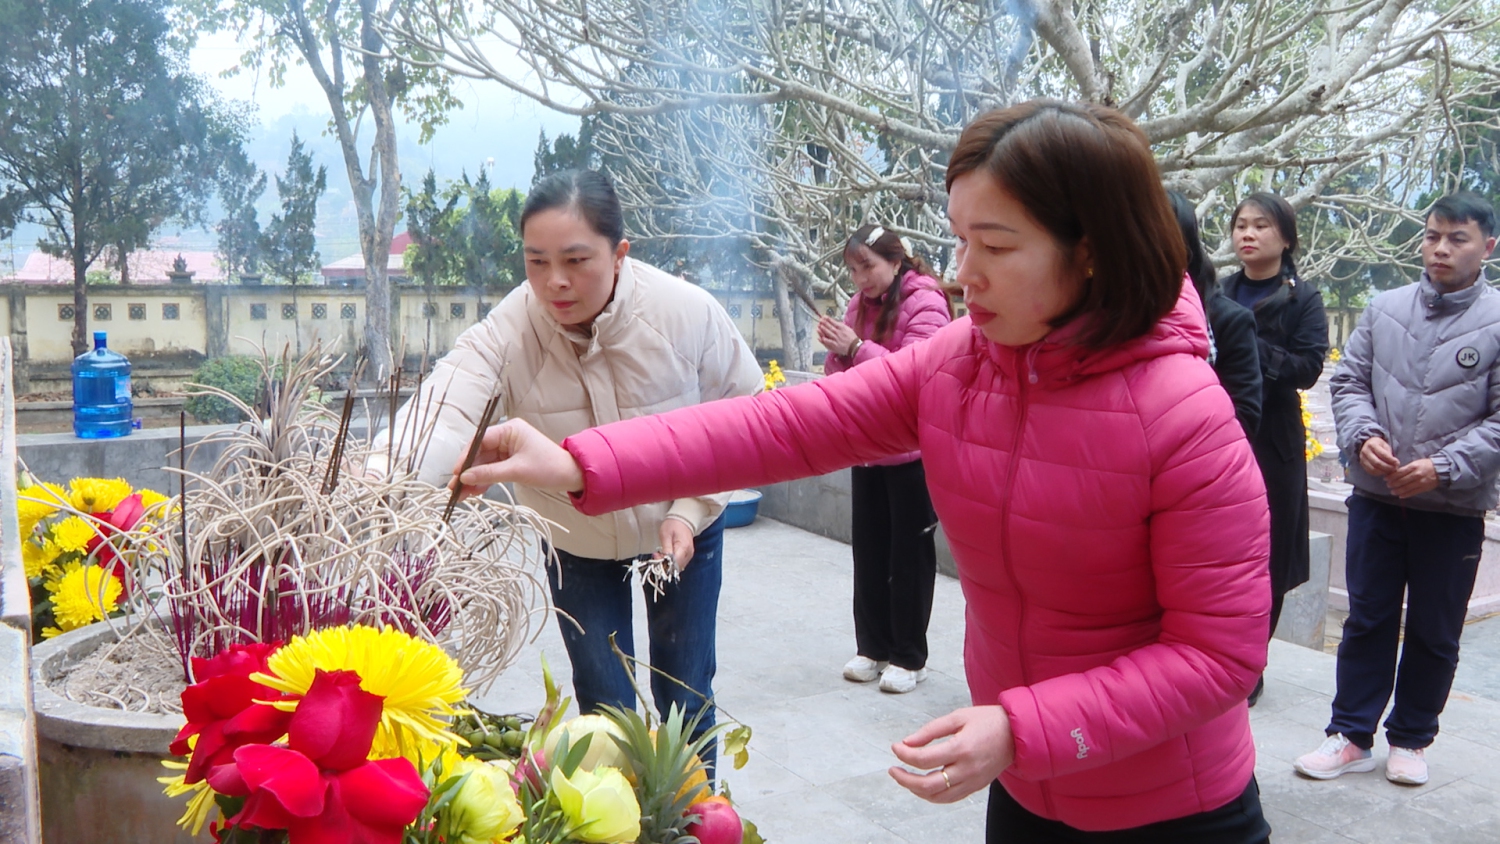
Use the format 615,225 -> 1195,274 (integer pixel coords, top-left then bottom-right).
459,320 -> 964,507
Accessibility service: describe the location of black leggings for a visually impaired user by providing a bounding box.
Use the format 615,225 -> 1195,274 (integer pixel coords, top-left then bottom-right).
850,460 -> 938,670
986,778 -> 1271,844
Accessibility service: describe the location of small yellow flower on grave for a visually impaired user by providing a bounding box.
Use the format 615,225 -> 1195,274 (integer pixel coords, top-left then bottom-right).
442,757 -> 524,843
46,562 -> 123,632
256,624 -> 468,762
762,360 -> 787,391
1299,391 -> 1323,462
22,539 -> 61,580
551,765 -> 641,844
68,477 -> 132,514
51,516 -> 98,554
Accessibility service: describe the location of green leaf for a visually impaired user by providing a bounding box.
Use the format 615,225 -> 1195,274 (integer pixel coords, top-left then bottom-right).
742,818 -> 767,844
724,724 -> 753,770
559,730 -> 594,777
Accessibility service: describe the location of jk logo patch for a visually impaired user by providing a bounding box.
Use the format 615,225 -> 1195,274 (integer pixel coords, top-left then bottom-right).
1457,347 -> 1481,368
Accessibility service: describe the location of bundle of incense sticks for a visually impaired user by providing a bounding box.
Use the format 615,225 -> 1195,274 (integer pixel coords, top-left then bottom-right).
320,357 -> 368,496
442,394 -> 503,523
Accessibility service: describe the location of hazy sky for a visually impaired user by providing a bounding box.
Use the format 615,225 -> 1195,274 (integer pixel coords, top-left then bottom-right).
185,29 -> 581,260
0,26 -> 581,271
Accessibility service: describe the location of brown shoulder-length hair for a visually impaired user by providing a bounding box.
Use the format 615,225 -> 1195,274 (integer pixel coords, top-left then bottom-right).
945,100 -> 1186,350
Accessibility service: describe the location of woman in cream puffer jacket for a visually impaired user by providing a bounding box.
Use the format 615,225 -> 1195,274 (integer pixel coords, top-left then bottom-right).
379,170 -> 762,761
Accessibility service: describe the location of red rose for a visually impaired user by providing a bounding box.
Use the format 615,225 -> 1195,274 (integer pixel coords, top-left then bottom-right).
86,493 -> 146,593
287,670 -> 383,772
172,642 -> 290,786
225,669 -> 429,844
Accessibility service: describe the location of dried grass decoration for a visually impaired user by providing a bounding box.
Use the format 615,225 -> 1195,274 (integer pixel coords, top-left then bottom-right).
119,345 -> 551,701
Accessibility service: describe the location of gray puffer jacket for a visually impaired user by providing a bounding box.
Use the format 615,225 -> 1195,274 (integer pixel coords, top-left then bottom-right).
1331,271 -> 1500,515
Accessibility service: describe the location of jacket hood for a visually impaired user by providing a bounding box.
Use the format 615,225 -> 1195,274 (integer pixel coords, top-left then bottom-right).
978,277 -> 1209,386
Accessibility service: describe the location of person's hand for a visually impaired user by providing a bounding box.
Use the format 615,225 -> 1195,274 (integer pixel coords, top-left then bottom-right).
888,705 -> 1014,804
817,316 -> 859,357
1386,458 -> 1440,499
658,518 -> 696,571
451,418 -> 584,498
1360,437 -> 1400,477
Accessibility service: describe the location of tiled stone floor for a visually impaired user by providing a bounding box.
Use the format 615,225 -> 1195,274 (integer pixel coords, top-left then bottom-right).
473,518 -> 1500,843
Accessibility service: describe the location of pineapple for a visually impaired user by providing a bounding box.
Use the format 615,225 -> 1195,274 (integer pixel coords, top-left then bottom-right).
599,703 -> 720,844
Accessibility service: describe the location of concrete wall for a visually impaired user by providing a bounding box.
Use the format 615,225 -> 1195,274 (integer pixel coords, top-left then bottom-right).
755,467 -> 965,584
1312,480 -> 1500,620
6,282 -> 840,394
1,338 -> 42,843
759,467 -> 1336,649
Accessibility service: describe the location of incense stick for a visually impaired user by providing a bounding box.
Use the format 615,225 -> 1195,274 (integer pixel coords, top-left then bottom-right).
442,394 -> 502,523
179,411 -> 189,584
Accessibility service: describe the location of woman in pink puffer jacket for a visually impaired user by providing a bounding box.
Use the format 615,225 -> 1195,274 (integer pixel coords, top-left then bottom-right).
458,101 -> 1272,842
818,224 -> 953,694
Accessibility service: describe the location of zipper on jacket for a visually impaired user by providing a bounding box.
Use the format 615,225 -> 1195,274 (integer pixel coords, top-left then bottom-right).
1001,346 -> 1054,815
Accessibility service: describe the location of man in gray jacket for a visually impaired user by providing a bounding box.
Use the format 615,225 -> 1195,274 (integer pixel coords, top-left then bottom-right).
1295,192 -> 1499,787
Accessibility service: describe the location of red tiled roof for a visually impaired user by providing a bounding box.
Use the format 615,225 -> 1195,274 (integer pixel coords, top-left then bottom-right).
3,250 -> 226,284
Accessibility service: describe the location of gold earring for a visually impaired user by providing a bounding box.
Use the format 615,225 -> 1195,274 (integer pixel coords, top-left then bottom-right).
1086,266 -> 1095,278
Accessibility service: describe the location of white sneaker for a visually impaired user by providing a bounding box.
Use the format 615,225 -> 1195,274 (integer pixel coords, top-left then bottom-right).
879,665 -> 928,694
1385,746 -> 1428,786
843,655 -> 887,683
1293,733 -> 1377,780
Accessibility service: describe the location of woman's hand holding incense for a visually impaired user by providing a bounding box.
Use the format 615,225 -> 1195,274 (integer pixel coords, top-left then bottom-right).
453,419 -> 585,498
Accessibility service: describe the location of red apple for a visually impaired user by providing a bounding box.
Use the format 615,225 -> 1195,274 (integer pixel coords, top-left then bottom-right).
685,798 -> 742,844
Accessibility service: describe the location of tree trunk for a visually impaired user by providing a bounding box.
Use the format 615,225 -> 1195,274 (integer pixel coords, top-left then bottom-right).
771,264 -> 804,371
71,251 -> 87,358
359,0 -> 398,381
70,202 -> 87,358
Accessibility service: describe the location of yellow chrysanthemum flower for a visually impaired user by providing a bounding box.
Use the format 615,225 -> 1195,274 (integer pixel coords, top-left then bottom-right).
50,516 -> 99,555
138,488 -> 171,510
255,625 -> 469,762
45,562 -> 123,632
17,483 -> 69,536
159,758 -> 217,836
68,477 -> 132,514
22,539 -> 62,580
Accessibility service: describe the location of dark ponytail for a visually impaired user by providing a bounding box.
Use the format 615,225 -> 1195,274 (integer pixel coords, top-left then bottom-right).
844,224 -> 942,344
1167,191 -> 1217,301
520,169 -> 625,246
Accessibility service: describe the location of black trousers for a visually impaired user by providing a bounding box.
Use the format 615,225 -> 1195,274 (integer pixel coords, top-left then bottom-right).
1328,495 -> 1484,750
850,460 -> 938,671
986,779 -> 1271,843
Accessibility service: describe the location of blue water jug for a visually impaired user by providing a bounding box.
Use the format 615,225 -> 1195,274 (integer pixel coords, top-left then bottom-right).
72,331 -> 134,438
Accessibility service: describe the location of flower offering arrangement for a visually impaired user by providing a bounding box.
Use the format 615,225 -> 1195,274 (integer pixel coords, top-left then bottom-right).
163,638 -> 764,844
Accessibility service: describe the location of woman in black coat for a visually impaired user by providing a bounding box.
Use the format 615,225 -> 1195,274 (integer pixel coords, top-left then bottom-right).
1220,192 -> 1329,705
1169,192 -> 1262,438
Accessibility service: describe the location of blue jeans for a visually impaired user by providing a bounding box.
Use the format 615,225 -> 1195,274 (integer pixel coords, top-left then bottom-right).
547,516 -> 725,769
1328,495 -> 1484,749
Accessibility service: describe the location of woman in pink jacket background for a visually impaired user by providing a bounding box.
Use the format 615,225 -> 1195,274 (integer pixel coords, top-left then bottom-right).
458,101 -> 1272,842
818,224 -> 953,694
